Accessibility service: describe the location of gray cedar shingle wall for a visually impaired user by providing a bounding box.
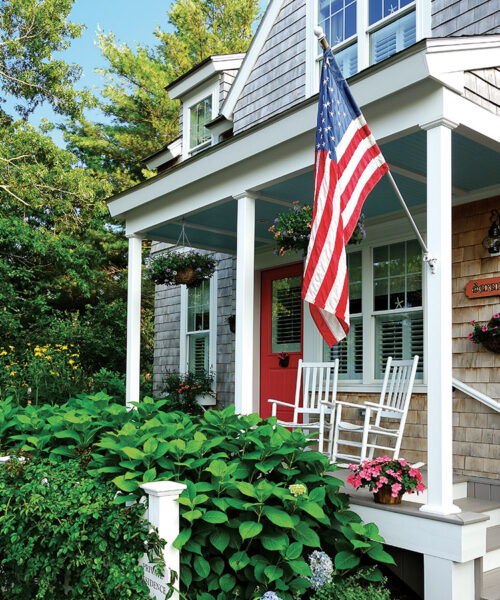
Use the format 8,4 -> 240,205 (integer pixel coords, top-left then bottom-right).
431,0 -> 500,36
152,242 -> 236,408
464,68 -> 500,115
233,0 -> 306,134
219,70 -> 238,106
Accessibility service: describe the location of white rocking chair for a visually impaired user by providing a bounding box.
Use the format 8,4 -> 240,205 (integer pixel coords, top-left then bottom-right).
268,359 -> 339,455
326,355 -> 419,465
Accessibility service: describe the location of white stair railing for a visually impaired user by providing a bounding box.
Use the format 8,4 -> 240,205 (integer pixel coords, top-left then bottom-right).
452,378 -> 500,413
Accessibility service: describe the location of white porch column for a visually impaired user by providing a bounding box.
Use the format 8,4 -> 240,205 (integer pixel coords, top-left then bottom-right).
235,194 -> 255,415
420,119 -> 460,515
126,234 -> 143,409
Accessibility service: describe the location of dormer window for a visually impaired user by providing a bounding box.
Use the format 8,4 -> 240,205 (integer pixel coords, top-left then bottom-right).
314,0 -> 419,81
189,95 -> 213,154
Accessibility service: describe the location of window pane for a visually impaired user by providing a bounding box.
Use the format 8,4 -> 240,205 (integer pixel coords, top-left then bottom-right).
324,317 -> 363,380
384,0 -> 399,18
334,42 -> 358,78
190,96 -> 212,149
347,251 -> 362,313
373,239 -> 421,311
271,276 -> 302,353
188,332 -> 209,373
187,281 -> 210,332
369,0 -> 383,24
375,311 -> 423,378
319,0 -> 357,47
370,10 -> 416,64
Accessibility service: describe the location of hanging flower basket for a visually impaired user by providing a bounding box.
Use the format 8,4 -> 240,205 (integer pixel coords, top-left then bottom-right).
468,313 -> 500,353
145,250 -> 216,288
268,201 -> 366,257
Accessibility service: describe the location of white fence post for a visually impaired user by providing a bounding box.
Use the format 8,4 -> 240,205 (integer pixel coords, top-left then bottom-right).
140,481 -> 187,600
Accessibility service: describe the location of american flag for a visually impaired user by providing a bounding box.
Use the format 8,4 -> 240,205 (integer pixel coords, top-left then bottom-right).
302,48 -> 388,346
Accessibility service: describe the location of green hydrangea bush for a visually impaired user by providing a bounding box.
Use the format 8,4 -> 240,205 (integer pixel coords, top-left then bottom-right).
0,396 -> 395,600
0,457 -> 165,600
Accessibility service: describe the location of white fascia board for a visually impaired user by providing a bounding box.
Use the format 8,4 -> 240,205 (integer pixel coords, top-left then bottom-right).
144,138 -> 182,170
220,0 -> 286,120
425,36 -> 500,94
444,89 -> 500,147
168,54 -> 245,100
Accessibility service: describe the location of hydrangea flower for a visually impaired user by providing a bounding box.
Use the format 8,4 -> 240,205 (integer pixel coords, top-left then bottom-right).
289,483 -> 307,497
308,550 -> 333,590
261,592 -> 283,600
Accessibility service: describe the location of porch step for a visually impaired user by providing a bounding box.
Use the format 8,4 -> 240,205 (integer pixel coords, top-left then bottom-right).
482,567 -> 500,600
455,497 -> 500,528
484,525 -> 500,573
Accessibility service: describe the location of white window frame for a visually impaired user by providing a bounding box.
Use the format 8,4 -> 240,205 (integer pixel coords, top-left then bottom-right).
306,0 -> 429,94
305,217 -> 428,393
179,270 -> 218,379
182,80 -> 219,160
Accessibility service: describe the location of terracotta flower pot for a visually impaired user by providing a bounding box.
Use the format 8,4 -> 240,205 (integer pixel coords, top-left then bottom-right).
373,485 -> 403,505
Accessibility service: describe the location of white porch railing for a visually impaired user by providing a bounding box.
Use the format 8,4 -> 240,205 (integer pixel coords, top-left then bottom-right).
452,377 -> 500,413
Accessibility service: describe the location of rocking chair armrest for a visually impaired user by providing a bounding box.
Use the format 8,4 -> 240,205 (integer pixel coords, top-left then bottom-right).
334,400 -> 365,410
364,401 -> 405,413
320,400 -> 336,408
267,398 -> 295,408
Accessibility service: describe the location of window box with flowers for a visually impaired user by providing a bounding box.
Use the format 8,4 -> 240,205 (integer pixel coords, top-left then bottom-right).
161,370 -> 215,415
146,250 -> 216,288
268,201 -> 366,257
468,313 -> 500,353
346,457 -> 425,505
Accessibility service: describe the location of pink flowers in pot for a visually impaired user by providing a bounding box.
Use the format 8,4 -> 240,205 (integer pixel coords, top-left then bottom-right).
346,456 -> 425,498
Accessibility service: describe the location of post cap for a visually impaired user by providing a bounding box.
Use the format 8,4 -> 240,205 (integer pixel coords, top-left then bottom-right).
140,481 -> 187,497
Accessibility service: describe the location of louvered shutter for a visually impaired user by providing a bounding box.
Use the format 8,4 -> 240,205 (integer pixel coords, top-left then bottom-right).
370,11 -> 416,64
325,318 -> 363,380
189,333 -> 209,373
375,312 -> 423,378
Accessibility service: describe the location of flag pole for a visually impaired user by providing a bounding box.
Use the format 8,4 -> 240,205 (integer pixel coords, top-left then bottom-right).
313,26 -> 436,273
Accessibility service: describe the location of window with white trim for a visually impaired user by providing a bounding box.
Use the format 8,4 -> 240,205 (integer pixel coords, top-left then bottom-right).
181,277 -> 217,377
322,239 -> 423,382
189,95 -> 212,154
315,0 -> 419,77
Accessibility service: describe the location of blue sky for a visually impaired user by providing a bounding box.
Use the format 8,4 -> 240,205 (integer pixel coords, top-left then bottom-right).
12,0 -> 268,146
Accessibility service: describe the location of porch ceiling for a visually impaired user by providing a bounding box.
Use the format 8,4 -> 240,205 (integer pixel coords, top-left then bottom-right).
146,130 -> 499,254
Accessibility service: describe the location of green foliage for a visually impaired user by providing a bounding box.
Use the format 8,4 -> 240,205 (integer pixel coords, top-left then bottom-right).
310,572 -> 391,600
268,203 -> 366,257
64,0 -> 261,183
0,397 -> 395,600
0,456 -> 164,599
468,313 -> 500,346
161,370 -> 215,415
146,249 -> 217,287
0,0 -> 86,119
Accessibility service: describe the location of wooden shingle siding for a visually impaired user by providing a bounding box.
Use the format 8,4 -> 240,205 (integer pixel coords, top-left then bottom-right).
431,0 -> 500,36
219,70 -> 238,106
464,68 -> 500,116
233,0 -> 306,134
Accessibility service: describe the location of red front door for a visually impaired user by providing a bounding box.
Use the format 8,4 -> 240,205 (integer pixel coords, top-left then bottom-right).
260,263 -> 304,420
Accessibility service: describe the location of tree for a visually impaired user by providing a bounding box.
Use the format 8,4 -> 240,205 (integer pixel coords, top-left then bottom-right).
0,0 -> 86,119
65,0 -> 260,186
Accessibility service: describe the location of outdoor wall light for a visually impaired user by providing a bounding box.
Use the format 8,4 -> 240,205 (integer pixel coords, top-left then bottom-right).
482,209 -> 500,256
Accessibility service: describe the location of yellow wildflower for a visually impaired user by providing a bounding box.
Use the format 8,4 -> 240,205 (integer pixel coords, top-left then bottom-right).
68,359 -> 75,365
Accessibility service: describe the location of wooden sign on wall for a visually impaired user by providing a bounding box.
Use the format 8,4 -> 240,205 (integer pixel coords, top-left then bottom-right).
465,277 -> 500,299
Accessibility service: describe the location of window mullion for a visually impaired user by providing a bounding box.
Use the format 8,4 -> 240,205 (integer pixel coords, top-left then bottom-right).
357,0 -> 369,72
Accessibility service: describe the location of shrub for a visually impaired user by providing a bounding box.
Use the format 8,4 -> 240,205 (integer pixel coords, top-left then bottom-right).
309,572 -> 391,600
0,397 -> 395,600
161,370 -> 215,414
0,456 -> 164,600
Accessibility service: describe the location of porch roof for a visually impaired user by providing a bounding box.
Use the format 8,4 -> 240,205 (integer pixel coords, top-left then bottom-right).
108,37 -> 500,254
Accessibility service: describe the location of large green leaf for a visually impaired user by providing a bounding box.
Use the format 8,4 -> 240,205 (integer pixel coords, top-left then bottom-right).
193,556 -> 210,579
111,475 -> 139,493
202,511 -> 228,524
264,565 -> 283,582
288,560 -> 311,576
262,532 -> 289,551
173,527 -> 192,550
210,529 -> 230,553
262,506 -> 294,528
219,573 -> 235,592
334,551 -> 361,570
121,446 -> 145,460
229,551 -> 250,572
292,522 -> 321,547
367,545 -> 395,564
239,521 -> 263,540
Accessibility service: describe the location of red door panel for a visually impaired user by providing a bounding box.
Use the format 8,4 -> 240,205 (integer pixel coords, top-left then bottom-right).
260,263 -> 303,420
